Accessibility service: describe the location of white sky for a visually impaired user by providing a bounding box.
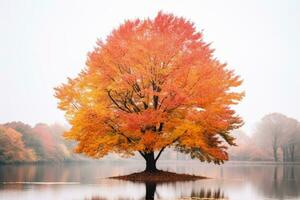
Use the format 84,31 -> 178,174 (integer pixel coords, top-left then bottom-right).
0,0 -> 299,135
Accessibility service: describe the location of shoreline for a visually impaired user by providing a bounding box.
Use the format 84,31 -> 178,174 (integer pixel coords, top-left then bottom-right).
109,170 -> 207,183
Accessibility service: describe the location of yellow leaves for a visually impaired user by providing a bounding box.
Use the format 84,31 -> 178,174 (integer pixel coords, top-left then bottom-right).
171,120 -> 205,146
54,12 -> 244,163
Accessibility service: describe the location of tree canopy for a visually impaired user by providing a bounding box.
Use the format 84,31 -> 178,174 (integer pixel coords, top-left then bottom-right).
0,125 -> 36,163
55,12 -> 244,167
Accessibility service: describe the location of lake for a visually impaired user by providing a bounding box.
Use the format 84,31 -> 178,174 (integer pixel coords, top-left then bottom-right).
0,161 -> 299,200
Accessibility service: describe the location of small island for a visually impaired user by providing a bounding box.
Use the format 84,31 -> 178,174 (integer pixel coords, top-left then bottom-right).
110,170 -> 207,183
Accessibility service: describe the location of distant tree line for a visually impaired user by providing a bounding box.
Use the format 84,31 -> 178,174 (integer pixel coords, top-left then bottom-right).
1,113 -> 299,163
0,122 -> 85,164
228,113 -> 300,162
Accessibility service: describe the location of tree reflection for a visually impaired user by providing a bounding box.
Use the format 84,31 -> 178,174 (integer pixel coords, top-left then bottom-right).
2,163 -> 300,200
145,182 -> 156,200
84,181 -> 225,200
144,182 -> 225,200
191,188 -> 225,199
270,165 -> 300,199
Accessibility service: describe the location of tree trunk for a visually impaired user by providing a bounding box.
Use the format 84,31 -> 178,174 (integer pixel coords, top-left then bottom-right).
145,182 -> 157,200
144,152 -> 158,172
273,146 -> 278,162
282,146 -> 287,162
289,144 -> 295,162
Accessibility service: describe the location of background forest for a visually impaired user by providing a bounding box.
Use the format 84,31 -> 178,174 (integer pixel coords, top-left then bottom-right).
1,113 -> 300,164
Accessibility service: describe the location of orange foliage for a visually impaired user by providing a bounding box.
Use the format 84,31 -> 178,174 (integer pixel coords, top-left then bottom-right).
55,12 -> 244,164
0,125 -> 36,162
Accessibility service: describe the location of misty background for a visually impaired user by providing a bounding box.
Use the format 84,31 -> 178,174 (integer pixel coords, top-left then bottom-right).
1,2 -> 300,200
0,0 -> 300,135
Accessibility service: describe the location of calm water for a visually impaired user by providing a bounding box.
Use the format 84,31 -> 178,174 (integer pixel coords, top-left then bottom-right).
0,161 -> 299,200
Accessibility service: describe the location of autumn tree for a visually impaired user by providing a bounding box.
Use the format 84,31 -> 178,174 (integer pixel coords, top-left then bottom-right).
0,125 -> 36,163
254,113 -> 287,162
4,121 -> 45,160
33,123 -> 74,161
55,12 -> 244,172
49,123 -> 79,160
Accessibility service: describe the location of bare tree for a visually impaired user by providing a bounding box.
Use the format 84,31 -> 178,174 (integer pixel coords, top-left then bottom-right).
282,119 -> 300,162
253,113 -> 300,162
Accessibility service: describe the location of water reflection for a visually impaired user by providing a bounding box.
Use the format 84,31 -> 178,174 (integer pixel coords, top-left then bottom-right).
84,181 -> 226,200
270,165 -> 300,199
145,182 -> 156,200
191,188 -> 225,199
0,162 -> 299,200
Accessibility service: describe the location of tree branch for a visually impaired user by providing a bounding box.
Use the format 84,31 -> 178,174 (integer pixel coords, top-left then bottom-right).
71,102 -> 79,110
105,121 -> 136,145
155,147 -> 166,161
107,90 -> 130,113
139,151 -> 146,159
158,96 -> 168,109
127,98 -> 141,112
154,130 -> 187,161
158,123 -> 164,132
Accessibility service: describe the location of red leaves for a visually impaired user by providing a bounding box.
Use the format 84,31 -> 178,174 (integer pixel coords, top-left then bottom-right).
55,12 -> 244,163
119,109 -> 166,132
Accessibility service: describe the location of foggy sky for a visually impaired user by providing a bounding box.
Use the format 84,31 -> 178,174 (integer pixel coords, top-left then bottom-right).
0,0 -> 299,135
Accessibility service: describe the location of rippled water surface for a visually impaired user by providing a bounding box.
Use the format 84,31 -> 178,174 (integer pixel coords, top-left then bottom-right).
0,161 -> 299,200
